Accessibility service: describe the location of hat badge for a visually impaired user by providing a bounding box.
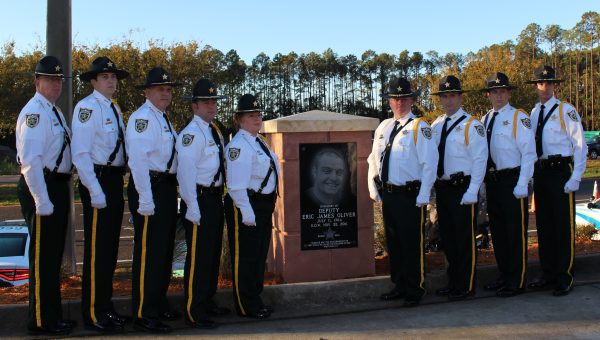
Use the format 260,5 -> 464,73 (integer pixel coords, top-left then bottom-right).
55,65 -> 61,72
107,61 -> 113,68
209,87 -> 215,93
444,82 -> 450,88
495,78 -> 500,84
542,69 -> 548,75
162,74 -> 168,80
253,101 -> 258,107
397,86 -> 403,91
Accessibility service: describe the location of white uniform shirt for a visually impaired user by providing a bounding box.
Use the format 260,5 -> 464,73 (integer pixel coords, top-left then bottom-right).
126,99 -> 178,205
530,96 -> 587,181
367,112 -> 438,201
482,103 -> 537,188
176,116 -> 224,218
431,109 -> 488,195
72,90 -> 126,198
16,92 -> 72,206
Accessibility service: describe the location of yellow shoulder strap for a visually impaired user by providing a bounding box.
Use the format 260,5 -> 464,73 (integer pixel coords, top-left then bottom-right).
464,116 -> 476,145
412,118 -> 423,145
211,122 -> 224,138
558,101 -> 566,131
512,109 -> 528,139
258,133 -> 270,147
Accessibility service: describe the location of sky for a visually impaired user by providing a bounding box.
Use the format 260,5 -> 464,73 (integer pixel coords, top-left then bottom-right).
1,0 -> 599,63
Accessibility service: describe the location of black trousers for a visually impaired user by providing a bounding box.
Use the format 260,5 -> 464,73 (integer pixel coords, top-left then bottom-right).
486,176 -> 528,289
435,184 -> 477,292
17,174 -> 70,329
381,190 -> 426,299
183,189 -> 225,322
224,193 -> 274,316
79,173 -> 124,324
534,163 -> 575,287
128,177 -> 178,320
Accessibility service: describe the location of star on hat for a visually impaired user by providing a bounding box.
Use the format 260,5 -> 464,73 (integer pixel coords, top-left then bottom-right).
55,65 -> 61,71
253,101 -> 258,107
495,78 -> 500,83
162,74 -> 168,80
397,86 -> 403,91
542,69 -> 548,75
107,62 -> 113,67
445,82 -> 450,88
209,87 -> 214,93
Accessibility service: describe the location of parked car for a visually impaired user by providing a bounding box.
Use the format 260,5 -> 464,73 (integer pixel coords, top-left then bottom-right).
0,220 -> 29,287
587,135 -> 600,159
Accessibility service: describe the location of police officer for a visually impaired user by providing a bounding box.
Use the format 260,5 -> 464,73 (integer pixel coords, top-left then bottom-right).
224,94 -> 279,319
481,72 -> 536,297
367,77 -> 438,307
72,56 -> 129,333
526,65 -> 587,296
176,79 -> 230,329
126,67 -> 180,333
431,75 -> 487,301
16,56 -> 76,334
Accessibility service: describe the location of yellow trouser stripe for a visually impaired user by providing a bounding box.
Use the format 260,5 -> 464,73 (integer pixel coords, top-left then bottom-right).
469,204 -> 476,291
519,198 -> 526,288
568,191 -> 575,285
186,223 -> 198,322
90,208 -> 98,323
137,216 -> 149,318
35,215 -> 42,327
233,204 -> 246,315
419,206 -> 425,289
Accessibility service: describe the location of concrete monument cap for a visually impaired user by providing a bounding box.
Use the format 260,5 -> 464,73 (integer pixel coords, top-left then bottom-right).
262,110 -> 380,133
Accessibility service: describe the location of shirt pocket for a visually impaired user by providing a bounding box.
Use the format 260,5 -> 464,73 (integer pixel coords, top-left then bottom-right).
494,128 -> 514,150
252,153 -> 271,179
447,135 -> 467,158
393,133 -> 412,159
545,123 -> 566,146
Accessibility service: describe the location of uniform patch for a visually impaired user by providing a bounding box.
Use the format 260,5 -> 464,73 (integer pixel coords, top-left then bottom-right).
521,117 -> 532,129
228,147 -> 241,161
475,125 -> 485,137
78,108 -> 92,123
135,119 -> 148,133
421,127 -> 432,139
25,114 -> 40,128
182,134 -> 194,146
567,110 -> 578,122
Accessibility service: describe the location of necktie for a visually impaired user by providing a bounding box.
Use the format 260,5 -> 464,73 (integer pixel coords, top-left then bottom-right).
209,123 -> 225,186
256,137 -> 279,194
380,121 -> 400,184
163,113 -> 176,173
486,112 -> 499,171
437,117 -> 451,178
108,102 -> 127,164
51,106 -> 70,172
535,104 -> 545,157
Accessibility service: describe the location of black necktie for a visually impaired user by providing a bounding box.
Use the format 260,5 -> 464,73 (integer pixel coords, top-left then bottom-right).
486,112 -> 499,171
163,113 -> 176,173
209,123 -> 225,186
380,121 -> 400,184
535,104 -> 545,157
256,137 -> 279,194
108,102 -> 127,164
51,106 -> 70,172
437,117 -> 451,178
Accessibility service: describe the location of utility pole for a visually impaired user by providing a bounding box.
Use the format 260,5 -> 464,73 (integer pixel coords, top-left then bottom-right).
47,0 -> 76,275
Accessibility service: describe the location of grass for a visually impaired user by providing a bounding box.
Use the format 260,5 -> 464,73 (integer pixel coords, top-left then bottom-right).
584,159 -> 600,179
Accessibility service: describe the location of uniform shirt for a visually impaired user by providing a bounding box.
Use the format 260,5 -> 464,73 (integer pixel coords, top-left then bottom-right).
431,109 -> 488,195
16,92 -> 72,206
225,129 -> 280,213
72,90 -> 126,198
482,103 -> 537,188
126,99 -> 178,205
176,115 -> 224,216
367,112 -> 438,201
530,96 -> 587,181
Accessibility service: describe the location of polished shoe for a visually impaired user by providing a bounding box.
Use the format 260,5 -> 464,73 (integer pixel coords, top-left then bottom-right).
160,310 -> 182,321
243,310 -> 271,319
133,317 -> 172,333
207,306 -> 231,316
85,319 -> 124,333
448,290 -> 475,301
435,286 -> 453,296
496,286 -> 524,298
484,279 -> 505,291
58,319 -> 78,329
380,289 -> 406,301
402,296 -> 421,308
259,304 -> 274,314
527,278 -> 553,290
186,318 -> 218,329
552,284 -> 572,296
106,311 -> 131,326
28,323 -> 72,335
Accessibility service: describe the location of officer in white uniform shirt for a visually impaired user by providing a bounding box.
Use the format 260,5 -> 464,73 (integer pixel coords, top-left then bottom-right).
72,56 -> 130,333
176,78 -> 230,329
225,94 -> 279,319
480,72 -> 536,297
367,77 -> 438,308
526,65 -> 587,296
126,67 -> 181,333
431,75 -> 487,301
16,55 -> 75,335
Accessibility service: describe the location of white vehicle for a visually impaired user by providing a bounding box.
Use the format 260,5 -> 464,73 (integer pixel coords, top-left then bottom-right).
0,220 -> 30,287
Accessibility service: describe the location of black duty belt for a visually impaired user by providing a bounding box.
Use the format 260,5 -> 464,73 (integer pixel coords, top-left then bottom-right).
43,168 -> 72,182
94,164 -> 126,177
374,176 -> 421,194
247,189 -> 276,201
149,170 -> 177,185
436,172 -> 471,188
485,166 -> 520,182
536,155 -> 573,170
197,184 -> 223,196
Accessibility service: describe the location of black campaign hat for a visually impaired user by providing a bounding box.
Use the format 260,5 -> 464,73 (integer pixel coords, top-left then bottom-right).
136,67 -> 181,89
235,94 -> 261,114
79,56 -> 129,82
431,75 -> 466,95
381,77 -> 420,98
183,78 -> 225,100
35,56 -> 64,78
481,72 -> 516,91
526,65 -> 563,84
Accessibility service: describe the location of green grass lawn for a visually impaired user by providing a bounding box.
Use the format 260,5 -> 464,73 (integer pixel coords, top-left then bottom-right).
584,159 -> 600,179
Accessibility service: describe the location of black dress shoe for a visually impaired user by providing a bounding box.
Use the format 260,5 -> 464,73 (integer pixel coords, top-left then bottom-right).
496,286 -> 524,298
243,310 -> 271,319
134,317 -> 172,333
552,284 -> 572,296
380,289 -> 406,301
435,286 -> 453,296
58,319 -> 78,329
527,278 -> 553,290
259,304 -> 274,314
160,310 -> 182,321
186,318 -> 219,329
85,319 -> 124,333
207,306 -> 231,316
28,323 -> 72,335
106,311 -> 132,326
448,290 -> 475,301
484,280 -> 505,291
403,296 -> 421,308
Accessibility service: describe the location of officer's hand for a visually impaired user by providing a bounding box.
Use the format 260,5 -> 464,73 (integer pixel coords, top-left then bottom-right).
564,178 -> 580,193
185,208 -> 201,225
241,208 -> 256,226
91,192 -> 107,209
137,201 -> 155,216
512,185 -> 528,199
415,194 -> 429,207
370,192 -> 381,202
36,201 -> 54,216
460,192 -> 478,205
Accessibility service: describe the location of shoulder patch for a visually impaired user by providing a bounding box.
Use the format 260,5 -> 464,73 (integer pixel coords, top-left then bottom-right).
182,134 -> 195,147
25,114 -> 40,128
421,127 -> 432,140
520,117 -> 532,129
567,110 -> 578,122
78,108 -> 93,123
474,125 -> 485,137
135,119 -> 148,133
228,147 -> 241,161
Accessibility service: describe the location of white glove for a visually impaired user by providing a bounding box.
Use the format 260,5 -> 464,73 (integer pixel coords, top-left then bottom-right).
35,201 -> 54,216
90,192 -> 107,209
460,192 -> 478,205
564,178 -> 580,193
513,184 -> 528,199
370,191 -> 381,202
241,208 -> 256,226
185,206 -> 201,225
415,194 -> 429,207
137,201 -> 155,216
